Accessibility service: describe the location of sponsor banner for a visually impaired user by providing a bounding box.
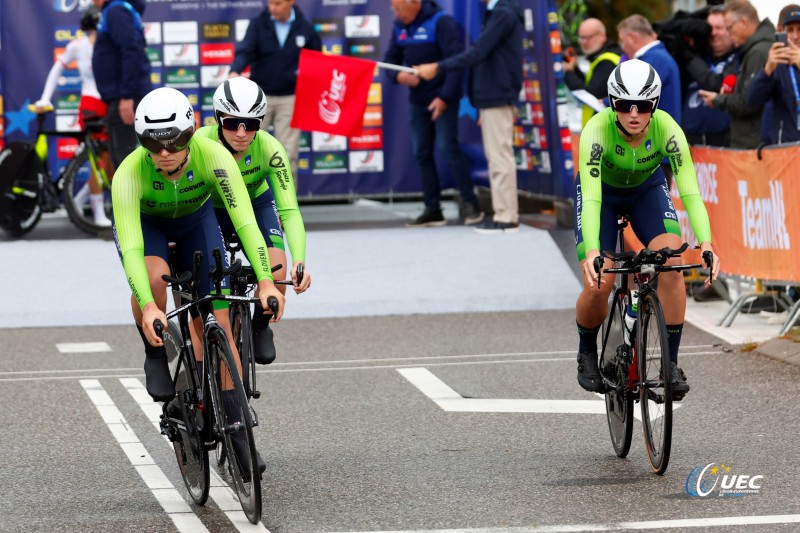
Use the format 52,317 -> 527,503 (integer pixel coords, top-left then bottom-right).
200,65 -> 230,88
165,67 -> 199,88
57,70 -> 81,92
299,132 -> 311,152
56,137 -> 79,159
56,94 -> 80,112
348,129 -> 383,150
144,22 -> 162,45
314,18 -> 343,37
53,27 -> 79,45
56,114 -> 80,132
344,15 -> 380,38
312,132 -> 348,152
362,105 -> 383,127
150,69 -> 163,86
312,153 -> 347,174
203,23 -> 232,41
146,46 -> 163,66
321,39 -> 345,56
200,43 -> 234,65
163,44 -> 199,66
235,19 -> 251,42
346,37 -> 381,59
298,155 -> 310,172
367,82 -> 382,104
163,21 -> 198,43
349,150 -> 384,173
671,146 -> 800,281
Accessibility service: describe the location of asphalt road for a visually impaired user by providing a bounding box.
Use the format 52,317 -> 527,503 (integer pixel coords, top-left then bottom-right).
1,206 -> 799,532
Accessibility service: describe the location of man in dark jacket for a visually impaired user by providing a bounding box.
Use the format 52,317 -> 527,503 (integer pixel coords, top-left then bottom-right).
230,0 -> 321,180
416,0 -> 523,233
699,0 -> 774,149
91,0 -> 152,168
745,7 -> 800,144
384,0 -> 483,227
563,18 -> 621,128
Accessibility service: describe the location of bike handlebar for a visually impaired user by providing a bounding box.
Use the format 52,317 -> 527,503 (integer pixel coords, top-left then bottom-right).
154,319 -> 164,340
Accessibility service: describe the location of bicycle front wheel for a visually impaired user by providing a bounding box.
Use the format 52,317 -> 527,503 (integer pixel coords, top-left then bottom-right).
0,142 -> 44,237
638,291 -> 673,475
206,327 -> 262,524
61,145 -> 111,235
601,288 -> 634,458
165,320 -> 209,504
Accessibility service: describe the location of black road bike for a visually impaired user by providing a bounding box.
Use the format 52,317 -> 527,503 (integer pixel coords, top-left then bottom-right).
595,218 -> 712,475
0,106 -> 112,236
156,248 -> 278,524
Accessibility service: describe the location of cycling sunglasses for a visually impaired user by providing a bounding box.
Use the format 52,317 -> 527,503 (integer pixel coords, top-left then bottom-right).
139,127 -> 193,154
610,97 -> 657,114
220,116 -> 262,132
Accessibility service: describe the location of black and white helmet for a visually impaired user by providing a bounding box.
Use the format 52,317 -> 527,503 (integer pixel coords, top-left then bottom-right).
134,87 -> 195,153
213,77 -> 267,123
607,59 -> 661,111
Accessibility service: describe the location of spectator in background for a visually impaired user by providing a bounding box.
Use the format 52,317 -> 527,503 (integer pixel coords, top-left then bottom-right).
746,4 -> 800,145
230,0 -> 322,182
91,0 -> 152,168
36,6 -> 112,227
682,6 -> 738,146
415,0 -> 524,234
384,0 -> 484,228
563,18 -> 622,128
698,0 -> 774,149
617,14 -> 682,124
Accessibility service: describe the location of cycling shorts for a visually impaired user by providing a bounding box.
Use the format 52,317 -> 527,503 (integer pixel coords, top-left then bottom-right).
113,201 -> 229,309
574,166 -> 681,261
78,95 -> 109,142
215,188 -> 285,252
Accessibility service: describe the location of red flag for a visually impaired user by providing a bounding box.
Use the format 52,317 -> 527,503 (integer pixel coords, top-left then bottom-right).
291,49 -> 375,137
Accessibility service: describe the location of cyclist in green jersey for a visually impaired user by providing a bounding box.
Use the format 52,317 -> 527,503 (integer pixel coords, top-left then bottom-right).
112,87 -> 285,403
573,59 -> 720,398
199,76 -> 311,364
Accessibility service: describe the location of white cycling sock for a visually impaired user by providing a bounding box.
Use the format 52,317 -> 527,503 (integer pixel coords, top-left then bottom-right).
90,194 -> 111,225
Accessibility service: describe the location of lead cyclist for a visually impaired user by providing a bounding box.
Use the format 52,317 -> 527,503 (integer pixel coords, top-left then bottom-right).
573,59 -> 721,399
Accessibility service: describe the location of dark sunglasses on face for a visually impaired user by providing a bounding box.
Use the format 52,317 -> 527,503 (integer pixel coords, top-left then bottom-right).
220,116 -> 262,132
140,127 -> 193,154
611,97 -> 656,114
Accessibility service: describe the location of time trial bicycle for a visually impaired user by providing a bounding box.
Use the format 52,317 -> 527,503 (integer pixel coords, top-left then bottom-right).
595,217 -> 712,475
0,105 -> 111,236
156,248 -> 278,524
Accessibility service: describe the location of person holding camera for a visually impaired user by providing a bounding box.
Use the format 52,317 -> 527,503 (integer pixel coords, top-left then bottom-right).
744,6 -> 800,144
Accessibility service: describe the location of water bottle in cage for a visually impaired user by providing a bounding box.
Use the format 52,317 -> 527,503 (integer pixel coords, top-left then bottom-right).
624,291 -> 638,345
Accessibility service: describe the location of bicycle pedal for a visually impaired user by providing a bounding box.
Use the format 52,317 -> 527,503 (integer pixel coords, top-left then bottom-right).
252,390 -> 261,400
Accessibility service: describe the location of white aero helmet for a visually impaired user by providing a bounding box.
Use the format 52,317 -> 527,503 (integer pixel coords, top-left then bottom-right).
607,59 -> 661,113
135,87 -> 195,153
213,77 -> 267,124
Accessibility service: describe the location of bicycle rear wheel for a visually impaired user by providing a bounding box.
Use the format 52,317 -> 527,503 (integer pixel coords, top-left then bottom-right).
206,327 -> 262,524
601,288 -> 634,458
638,291 -> 673,475
61,145 -> 111,235
0,142 -> 44,237
165,319 -> 210,504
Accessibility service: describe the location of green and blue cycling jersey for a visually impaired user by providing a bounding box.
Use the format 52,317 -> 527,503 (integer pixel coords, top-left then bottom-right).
196,125 -> 306,263
111,135 -> 273,310
577,108 -> 712,260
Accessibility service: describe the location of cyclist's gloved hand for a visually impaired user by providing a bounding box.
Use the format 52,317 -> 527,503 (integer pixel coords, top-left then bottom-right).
142,302 -> 167,346
33,99 -> 53,112
257,279 -> 285,321
699,242 -> 720,284
292,262 -> 311,294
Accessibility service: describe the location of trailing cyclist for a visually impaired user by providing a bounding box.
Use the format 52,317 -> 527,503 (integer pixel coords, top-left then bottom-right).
197,76 -> 311,365
573,59 -> 720,400
111,87 -> 284,474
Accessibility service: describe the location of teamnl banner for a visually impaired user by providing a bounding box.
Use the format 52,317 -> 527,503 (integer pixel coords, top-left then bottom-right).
0,0 -> 567,199
671,145 -> 797,283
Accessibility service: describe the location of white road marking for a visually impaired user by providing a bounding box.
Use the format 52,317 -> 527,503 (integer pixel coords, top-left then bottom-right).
79,379 -> 209,533
400,367 -> 682,417
120,378 -> 271,533
329,513 -> 800,532
56,342 -> 111,353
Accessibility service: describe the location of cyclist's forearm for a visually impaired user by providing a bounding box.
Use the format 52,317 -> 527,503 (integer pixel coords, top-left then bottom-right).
236,223 -> 274,281
121,250 -> 155,310
581,200 -> 603,253
278,209 -> 306,263
681,193 -> 712,244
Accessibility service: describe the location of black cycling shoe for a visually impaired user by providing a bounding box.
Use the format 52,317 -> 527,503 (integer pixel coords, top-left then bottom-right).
253,324 -> 276,364
144,354 -> 175,402
577,351 -> 605,392
230,431 -> 266,482
669,362 -> 691,401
